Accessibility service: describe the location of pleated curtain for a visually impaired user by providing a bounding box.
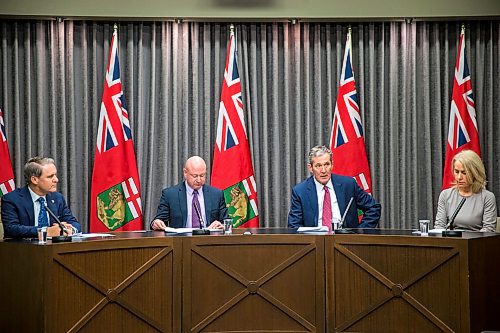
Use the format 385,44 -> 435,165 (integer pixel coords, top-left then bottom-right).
1,20 -> 499,230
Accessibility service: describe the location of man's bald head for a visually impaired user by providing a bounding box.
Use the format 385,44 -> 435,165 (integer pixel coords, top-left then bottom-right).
183,156 -> 207,190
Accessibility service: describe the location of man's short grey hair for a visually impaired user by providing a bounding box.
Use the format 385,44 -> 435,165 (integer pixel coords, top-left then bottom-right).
308,145 -> 332,164
24,157 -> 55,184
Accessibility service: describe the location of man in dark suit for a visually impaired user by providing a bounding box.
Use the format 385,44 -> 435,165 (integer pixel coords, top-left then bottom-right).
288,146 -> 381,229
1,157 -> 80,238
151,156 -> 228,230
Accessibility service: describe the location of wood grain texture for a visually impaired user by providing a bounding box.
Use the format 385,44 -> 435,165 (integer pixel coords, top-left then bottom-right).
0,235 -> 180,333
1,230 -> 499,333
182,234 -> 325,333
326,234 -> 500,333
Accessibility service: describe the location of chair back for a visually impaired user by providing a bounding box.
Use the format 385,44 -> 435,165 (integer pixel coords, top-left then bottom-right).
497,217 -> 500,233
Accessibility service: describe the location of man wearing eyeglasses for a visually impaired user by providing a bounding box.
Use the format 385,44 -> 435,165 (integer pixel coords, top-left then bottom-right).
151,156 -> 227,230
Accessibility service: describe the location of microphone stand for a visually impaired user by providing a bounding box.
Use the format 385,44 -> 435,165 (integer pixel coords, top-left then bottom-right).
442,197 -> 466,238
191,198 -> 210,236
45,204 -> 72,243
334,197 -> 355,234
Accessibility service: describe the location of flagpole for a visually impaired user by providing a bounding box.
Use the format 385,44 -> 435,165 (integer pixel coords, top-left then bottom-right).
230,24 -> 236,53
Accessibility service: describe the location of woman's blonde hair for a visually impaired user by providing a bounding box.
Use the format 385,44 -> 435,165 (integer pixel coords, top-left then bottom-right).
451,150 -> 486,193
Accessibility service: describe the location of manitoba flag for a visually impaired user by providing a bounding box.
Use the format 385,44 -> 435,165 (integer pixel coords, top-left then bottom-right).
330,29 -> 373,196
211,26 -> 259,228
90,26 -> 143,231
442,26 -> 480,189
0,108 -> 15,197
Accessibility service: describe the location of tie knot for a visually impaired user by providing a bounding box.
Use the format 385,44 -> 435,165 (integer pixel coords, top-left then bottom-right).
193,190 -> 198,196
324,186 -> 329,192
38,197 -> 45,204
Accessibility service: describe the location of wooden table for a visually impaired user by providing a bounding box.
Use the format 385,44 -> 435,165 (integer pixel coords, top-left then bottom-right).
1,229 -> 499,333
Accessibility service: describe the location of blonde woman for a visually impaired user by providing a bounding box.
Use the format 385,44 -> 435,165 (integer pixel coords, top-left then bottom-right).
435,150 -> 497,232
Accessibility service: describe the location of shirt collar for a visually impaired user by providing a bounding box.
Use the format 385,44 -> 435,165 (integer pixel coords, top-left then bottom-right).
27,186 -> 46,203
313,177 -> 333,192
185,182 -> 202,196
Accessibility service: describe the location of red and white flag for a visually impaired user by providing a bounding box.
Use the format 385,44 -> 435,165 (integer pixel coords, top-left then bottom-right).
330,30 -> 373,196
442,26 -> 480,189
0,108 -> 15,196
90,26 -> 143,231
211,26 -> 259,228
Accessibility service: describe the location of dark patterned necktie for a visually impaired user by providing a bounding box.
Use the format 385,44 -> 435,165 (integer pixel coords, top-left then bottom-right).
192,190 -> 201,228
38,197 -> 49,227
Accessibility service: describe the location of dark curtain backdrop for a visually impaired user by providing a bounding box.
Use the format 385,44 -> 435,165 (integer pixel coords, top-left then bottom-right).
1,20 -> 499,231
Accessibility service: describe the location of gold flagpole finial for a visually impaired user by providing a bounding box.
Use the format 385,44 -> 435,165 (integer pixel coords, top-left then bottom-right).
348,25 -> 352,35
230,24 -> 235,35
113,23 -> 118,32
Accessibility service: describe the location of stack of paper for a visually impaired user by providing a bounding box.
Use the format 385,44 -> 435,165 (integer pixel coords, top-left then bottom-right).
297,226 -> 329,233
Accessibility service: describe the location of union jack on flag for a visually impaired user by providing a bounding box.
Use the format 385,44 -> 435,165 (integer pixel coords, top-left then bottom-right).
330,30 -> 373,196
0,108 -> 7,142
442,26 -> 481,189
215,34 -> 247,152
212,25 -> 259,228
215,96 -> 241,151
91,26 -> 143,232
96,31 -> 133,153
331,39 -> 363,149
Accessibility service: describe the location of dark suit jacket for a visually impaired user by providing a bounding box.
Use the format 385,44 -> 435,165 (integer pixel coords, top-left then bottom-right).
153,182 -> 228,228
1,186 -> 81,238
288,174 -> 381,229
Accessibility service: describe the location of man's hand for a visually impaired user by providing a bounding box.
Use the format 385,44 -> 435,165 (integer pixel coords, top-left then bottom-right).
47,222 -> 74,237
152,219 -> 167,230
47,225 -> 62,237
61,222 -> 74,235
208,221 -> 223,229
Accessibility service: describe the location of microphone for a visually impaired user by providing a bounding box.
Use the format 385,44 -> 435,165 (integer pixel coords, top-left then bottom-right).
442,197 -> 466,237
334,197 -> 355,234
191,197 -> 210,235
45,203 -> 72,243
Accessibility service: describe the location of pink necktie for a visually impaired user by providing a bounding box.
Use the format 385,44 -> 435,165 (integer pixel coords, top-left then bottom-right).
322,186 -> 332,232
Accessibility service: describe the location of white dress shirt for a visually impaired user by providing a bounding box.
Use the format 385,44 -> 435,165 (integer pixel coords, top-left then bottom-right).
313,178 -> 342,227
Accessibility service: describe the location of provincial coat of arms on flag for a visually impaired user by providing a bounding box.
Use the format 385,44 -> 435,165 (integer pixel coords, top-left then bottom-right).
211,25 -> 259,228
90,26 -> 143,232
96,177 -> 141,230
223,176 -> 259,228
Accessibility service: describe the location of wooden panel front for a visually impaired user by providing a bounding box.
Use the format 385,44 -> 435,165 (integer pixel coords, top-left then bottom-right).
45,237 -> 180,333
183,234 -> 325,333
326,235 -> 469,333
468,236 -> 500,333
0,236 -> 179,333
